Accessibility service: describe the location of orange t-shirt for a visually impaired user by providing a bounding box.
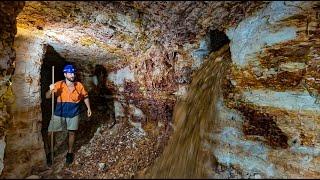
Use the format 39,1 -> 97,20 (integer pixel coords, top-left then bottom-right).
53,80 -> 88,117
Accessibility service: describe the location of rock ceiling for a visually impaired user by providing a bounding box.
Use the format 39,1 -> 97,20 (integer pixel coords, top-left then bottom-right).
16,1 -> 267,63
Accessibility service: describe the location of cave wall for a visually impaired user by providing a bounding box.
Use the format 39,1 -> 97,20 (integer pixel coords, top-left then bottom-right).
212,1 -> 320,178
6,1 -> 320,179
14,2 -> 267,144
2,28 -> 46,178
0,1 -> 24,176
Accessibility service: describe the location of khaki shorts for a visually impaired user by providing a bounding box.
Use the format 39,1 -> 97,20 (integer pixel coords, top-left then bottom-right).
48,115 -> 80,132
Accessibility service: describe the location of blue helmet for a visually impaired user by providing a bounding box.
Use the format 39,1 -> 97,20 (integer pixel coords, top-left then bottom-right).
63,65 -> 76,73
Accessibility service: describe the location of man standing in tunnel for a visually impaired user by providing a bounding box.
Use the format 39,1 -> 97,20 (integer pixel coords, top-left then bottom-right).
45,64 -> 92,166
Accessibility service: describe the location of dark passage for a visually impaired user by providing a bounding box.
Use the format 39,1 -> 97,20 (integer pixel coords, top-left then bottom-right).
40,45 -> 70,157
40,46 -> 115,165
207,29 -> 230,53
74,64 -> 116,152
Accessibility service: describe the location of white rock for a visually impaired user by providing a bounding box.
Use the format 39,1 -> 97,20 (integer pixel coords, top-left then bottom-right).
254,174 -> 262,179
95,14 -> 108,24
226,1 -> 310,68
157,121 -> 164,128
129,104 -> 145,119
108,66 -> 135,86
98,162 -> 106,171
94,127 -> 101,136
25,175 -> 40,179
0,136 -> 6,175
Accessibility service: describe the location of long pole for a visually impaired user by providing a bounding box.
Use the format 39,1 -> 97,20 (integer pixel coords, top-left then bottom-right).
51,66 -> 54,165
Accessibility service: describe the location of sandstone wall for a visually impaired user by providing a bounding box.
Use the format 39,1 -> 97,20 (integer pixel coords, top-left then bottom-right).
1,28 -> 46,178
14,2 -> 266,142
212,1 -> 320,178
0,1 -> 24,176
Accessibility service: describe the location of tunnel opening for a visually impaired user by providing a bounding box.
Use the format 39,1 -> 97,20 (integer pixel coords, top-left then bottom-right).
40,45 -> 71,160
207,29 -> 230,53
39,45 -> 115,169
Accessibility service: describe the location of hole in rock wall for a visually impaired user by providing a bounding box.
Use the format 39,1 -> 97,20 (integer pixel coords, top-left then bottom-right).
207,29 -> 230,53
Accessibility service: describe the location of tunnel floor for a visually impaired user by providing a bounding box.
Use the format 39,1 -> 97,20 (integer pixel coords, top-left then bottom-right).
31,113 -> 171,179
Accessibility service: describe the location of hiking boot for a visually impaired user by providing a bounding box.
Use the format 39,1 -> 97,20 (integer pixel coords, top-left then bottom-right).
66,153 -> 74,165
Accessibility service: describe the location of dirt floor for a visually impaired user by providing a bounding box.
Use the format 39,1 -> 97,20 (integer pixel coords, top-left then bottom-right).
31,109 -> 172,179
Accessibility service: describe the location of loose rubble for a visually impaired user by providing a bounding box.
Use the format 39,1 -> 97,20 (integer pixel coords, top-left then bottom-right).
32,113 -> 171,179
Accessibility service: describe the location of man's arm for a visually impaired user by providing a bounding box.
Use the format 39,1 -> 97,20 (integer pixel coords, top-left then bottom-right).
80,83 -> 92,117
45,84 -> 55,99
84,97 -> 92,117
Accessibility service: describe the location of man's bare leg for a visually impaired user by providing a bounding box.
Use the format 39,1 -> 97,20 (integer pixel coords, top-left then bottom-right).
66,130 -> 75,165
68,130 -> 75,153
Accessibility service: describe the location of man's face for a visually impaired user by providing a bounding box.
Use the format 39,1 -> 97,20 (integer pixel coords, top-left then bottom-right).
64,72 -> 75,82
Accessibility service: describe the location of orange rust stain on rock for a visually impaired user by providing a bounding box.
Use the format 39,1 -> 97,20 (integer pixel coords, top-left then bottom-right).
236,103 -> 289,149
222,72 -> 290,150
300,132 -> 315,147
12,121 -> 29,130
259,44 -> 311,69
258,70 -> 306,90
123,81 -> 176,130
233,70 -> 302,90
230,66 -> 264,89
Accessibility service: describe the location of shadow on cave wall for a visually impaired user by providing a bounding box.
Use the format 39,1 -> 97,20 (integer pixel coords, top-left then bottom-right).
73,64 -> 116,153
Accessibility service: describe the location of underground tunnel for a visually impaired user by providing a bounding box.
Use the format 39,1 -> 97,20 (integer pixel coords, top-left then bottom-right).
40,46 -> 115,172
2,1 -> 320,179
40,45 -> 69,161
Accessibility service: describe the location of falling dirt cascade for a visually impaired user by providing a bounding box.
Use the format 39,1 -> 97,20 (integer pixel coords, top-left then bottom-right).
146,44 -> 231,179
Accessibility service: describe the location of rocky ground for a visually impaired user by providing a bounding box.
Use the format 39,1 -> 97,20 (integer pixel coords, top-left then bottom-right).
29,108 -> 171,179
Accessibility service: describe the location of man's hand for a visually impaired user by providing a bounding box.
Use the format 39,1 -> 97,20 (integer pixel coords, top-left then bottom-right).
87,109 -> 92,117
46,84 -> 55,99
84,97 -> 92,118
49,84 -> 55,92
